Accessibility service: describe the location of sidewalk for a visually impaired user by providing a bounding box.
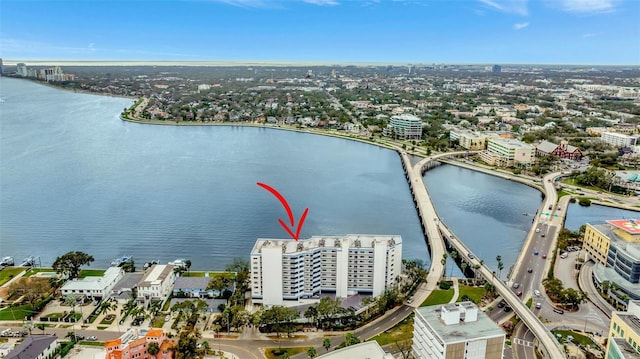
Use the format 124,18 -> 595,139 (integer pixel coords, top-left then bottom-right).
448,277 -> 460,304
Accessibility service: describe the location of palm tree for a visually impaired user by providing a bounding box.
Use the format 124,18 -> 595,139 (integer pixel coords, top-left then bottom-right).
147,341 -> 160,357
307,347 -> 317,358
461,262 -> 468,277
450,251 -> 457,279
441,253 -> 448,279
497,261 -> 504,280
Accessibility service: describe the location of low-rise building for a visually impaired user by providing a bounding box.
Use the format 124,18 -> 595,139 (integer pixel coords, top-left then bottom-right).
412,302 -> 505,359
137,265 -> 176,304
606,300 -> 640,357
535,140 -> 583,161
479,138 -> 535,167
449,129 -> 487,151
5,335 -> 58,359
584,220 -> 640,304
105,328 -> 174,359
251,234 -> 402,306
602,132 -> 639,148
172,276 -> 217,298
60,266 -> 125,300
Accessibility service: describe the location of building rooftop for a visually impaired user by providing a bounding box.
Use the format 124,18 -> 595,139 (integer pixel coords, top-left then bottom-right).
138,264 -> 174,287
590,222 -> 640,260
5,335 -> 57,359
173,276 -> 210,289
490,137 -> 533,149
317,341 -> 393,359
61,266 -> 123,291
607,219 -> 640,235
416,302 -> 505,344
251,234 -> 401,255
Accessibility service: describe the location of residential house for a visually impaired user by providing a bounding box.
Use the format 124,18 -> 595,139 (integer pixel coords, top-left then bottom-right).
5,335 -> 58,359
60,266 -> 125,300
137,265 -> 176,304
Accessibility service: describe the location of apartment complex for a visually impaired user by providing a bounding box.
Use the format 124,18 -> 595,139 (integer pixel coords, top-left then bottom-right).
251,235 -> 402,306
606,300 -> 640,358
583,220 -> 640,303
412,302 -> 505,359
449,130 -> 488,151
479,138 -> 535,167
601,132 -> 639,148
384,114 -> 423,139
137,265 -> 176,304
105,328 -> 174,359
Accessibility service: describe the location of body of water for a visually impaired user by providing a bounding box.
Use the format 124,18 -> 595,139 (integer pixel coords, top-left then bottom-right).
423,165 -> 543,275
0,78 -> 425,270
564,203 -> 639,231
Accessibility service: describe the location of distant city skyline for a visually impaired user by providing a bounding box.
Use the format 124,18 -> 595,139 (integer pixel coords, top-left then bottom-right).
0,0 -> 638,65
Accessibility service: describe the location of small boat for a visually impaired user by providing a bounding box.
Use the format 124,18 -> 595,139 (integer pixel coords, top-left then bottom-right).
522,213 -> 528,216
0,256 -> 14,266
168,258 -> 187,268
21,256 -> 36,267
111,256 -> 133,267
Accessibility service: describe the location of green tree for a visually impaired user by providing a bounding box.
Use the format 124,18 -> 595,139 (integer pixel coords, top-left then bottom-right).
147,341 -> 160,356
7,278 -> 51,310
307,347 -> 317,358
173,327 -> 203,359
52,251 -> 95,279
323,338 -> 331,352
344,332 -> 361,347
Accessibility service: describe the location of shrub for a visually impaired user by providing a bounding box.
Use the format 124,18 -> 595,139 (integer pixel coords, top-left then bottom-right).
439,282 -> 451,290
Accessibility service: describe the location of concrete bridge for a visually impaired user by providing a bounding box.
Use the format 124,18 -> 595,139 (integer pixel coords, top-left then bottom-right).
400,151 -> 566,358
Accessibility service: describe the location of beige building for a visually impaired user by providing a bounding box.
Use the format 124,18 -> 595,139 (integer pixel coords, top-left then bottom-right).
137,265 -> 176,304
479,138 -> 535,167
412,302 -> 505,359
449,130 -> 487,151
606,300 -> 640,357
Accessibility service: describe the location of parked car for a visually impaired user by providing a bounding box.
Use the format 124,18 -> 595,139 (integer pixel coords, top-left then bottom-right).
553,308 -> 565,314
88,336 -> 97,341
535,302 -> 542,309
497,301 -> 506,308
516,290 -> 523,296
512,282 -> 520,289
504,306 -> 512,312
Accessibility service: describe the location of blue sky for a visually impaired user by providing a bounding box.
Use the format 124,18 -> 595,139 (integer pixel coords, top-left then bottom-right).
0,0 -> 638,65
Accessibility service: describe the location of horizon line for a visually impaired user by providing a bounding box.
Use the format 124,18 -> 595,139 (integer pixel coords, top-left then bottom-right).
2,59 -> 639,67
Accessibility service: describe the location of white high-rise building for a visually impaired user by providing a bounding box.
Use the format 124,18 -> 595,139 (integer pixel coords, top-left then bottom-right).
412,302 -> 505,359
250,235 -> 402,306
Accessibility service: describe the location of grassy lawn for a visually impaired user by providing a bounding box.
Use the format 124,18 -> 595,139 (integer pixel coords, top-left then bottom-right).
100,314 -> 116,325
369,315 -> 414,346
264,347 -> 306,359
97,326 -> 108,330
526,298 -> 532,309
0,267 -> 26,286
420,289 -> 454,307
23,268 -> 55,277
181,272 -> 205,277
151,315 -> 166,328
78,340 -> 104,346
553,330 -> 599,348
456,286 -> 485,304
43,312 -> 66,319
0,304 -> 34,320
79,269 -> 106,278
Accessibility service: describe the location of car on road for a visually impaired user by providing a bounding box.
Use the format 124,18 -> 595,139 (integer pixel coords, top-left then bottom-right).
88,336 -> 97,341
534,250 -> 539,255
497,301 -> 506,308
512,282 -> 520,289
535,228 -> 540,233
468,253 -> 474,259
516,290 -> 523,296
553,308 -> 565,314
534,290 -> 541,296
527,268 -> 533,273
541,233 -> 545,237
535,302 -> 542,309
560,252 -> 568,259
542,254 -> 547,259
504,306 -> 512,312
557,206 -> 562,211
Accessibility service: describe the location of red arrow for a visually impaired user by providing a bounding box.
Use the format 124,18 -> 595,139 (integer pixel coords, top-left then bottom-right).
257,182 -> 309,241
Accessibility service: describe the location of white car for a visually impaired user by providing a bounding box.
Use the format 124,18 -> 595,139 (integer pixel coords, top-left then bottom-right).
534,290 -> 541,297
535,302 -> 542,309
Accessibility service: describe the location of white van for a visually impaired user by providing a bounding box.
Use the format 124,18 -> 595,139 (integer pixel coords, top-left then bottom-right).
560,252 -> 568,259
